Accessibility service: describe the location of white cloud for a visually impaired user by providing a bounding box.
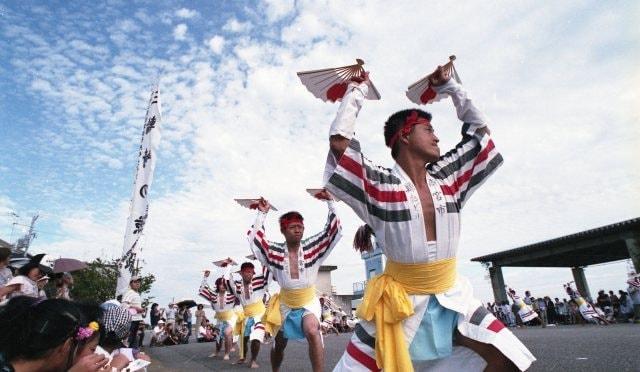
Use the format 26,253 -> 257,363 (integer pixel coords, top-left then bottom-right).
222,18 -> 252,33
262,0 -> 295,22
173,23 -> 188,40
175,8 -> 198,19
207,35 -> 225,54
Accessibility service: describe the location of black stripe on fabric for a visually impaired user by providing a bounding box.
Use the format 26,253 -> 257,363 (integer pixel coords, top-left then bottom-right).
446,202 -> 460,213
354,323 -> 376,349
458,154 -> 503,204
269,243 -> 285,253
427,135 -> 479,180
328,174 -> 412,222
304,229 -> 340,268
363,161 -> 402,185
253,284 -> 266,291
302,213 -> 337,251
348,139 -> 361,152
470,306 -> 490,325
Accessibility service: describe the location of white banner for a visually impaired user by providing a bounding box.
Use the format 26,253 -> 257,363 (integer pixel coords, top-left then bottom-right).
116,87 -> 162,296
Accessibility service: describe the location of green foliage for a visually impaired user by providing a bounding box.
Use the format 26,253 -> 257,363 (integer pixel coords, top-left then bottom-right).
70,257 -> 155,304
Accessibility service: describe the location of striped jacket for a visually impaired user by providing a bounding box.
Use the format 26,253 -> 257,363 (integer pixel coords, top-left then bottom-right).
328,82 -> 535,371
199,276 -> 236,312
324,79 -> 502,263
247,202 -> 342,289
231,266 -> 270,307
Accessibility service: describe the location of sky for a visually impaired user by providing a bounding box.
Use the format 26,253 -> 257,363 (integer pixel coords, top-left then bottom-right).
0,0 -> 638,309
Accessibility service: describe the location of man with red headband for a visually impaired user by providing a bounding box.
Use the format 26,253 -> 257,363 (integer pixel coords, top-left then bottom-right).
229,262 -> 270,368
198,271 -> 237,360
247,194 -> 341,372
324,67 -> 535,372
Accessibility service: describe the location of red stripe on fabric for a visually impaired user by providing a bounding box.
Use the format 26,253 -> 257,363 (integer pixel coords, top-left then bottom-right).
346,341 -> 380,371
487,319 -> 505,333
303,220 -> 339,260
254,325 -> 265,330
441,140 -> 496,196
338,154 -> 407,203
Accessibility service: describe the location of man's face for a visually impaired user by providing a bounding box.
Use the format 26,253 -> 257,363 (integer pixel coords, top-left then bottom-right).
131,280 -> 141,290
240,269 -> 254,283
216,282 -> 226,293
405,124 -> 440,163
281,222 -> 304,245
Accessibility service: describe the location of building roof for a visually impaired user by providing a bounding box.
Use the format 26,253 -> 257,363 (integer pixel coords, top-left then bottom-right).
471,217 -> 640,267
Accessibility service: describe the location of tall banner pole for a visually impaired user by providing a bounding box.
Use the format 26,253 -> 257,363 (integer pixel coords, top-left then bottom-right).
116,86 -> 162,296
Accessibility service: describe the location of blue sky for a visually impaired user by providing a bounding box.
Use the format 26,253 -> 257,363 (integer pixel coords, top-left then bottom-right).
1,0 -> 639,307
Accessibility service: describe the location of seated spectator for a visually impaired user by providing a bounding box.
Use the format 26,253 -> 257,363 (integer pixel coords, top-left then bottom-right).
197,319 -> 215,343
150,319 -> 168,346
0,296 -> 111,371
100,304 -> 152,367
5,261 -> 42,298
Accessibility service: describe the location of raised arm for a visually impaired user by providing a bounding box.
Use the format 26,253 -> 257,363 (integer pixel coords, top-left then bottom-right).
427,78 -> 503,208
246,199 -> 279,270
198,272 -> 216,302
301,200 -> 342,265
328,74 -> 370,160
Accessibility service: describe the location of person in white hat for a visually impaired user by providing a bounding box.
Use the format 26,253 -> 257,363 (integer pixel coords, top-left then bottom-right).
121,276 -> 145,348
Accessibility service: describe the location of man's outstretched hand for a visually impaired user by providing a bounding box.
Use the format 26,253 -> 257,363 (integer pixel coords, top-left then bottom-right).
313,189 -> 333,201
428,65 -> 451,86
256,197 -> 271,213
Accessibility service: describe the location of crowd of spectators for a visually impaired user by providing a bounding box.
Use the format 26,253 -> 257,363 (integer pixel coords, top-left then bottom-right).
488,286 -> 640,328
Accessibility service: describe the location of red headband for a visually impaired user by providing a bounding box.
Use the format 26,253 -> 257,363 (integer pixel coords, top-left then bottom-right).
280,216 -> 304,229
386,111 -> 431,149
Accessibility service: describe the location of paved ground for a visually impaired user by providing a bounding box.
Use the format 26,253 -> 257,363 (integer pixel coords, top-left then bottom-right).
146,324 -> 640,371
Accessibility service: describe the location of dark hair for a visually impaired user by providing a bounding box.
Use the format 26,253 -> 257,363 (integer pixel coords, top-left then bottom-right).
197,304 -> 204,310
0,297 -> 97,363
384,109 -> 432,159
0,247 -> 11,261
240,262 -> 255,271
17,262 -> 40,277
279,211 -> 304,227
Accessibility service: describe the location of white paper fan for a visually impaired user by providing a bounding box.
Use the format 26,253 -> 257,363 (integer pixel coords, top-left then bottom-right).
406,55 -> 462,105
213,257 -> 238,267
297,59 -> 381,102
234,198 -> 278,211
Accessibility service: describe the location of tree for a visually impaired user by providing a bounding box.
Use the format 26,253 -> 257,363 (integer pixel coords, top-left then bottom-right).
69,257 -> 155,304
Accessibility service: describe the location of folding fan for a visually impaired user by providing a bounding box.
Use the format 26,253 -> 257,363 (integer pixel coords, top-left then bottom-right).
213,257 -> 238,268
305,188 -> 333,201
297,59 -> 381,102
234,198 -> 278,211
406,55 -> 462,105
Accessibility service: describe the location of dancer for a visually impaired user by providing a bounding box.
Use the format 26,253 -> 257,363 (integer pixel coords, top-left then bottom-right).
230,262 -> 270,368
506,287 -> 538,325
563,282 -> 603,324
199,270 -> 237,360
246,192 -> 341,372
324,68 -> 535,371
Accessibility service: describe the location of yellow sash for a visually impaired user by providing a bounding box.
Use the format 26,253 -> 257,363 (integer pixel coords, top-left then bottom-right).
356,258 -> 457,372
214,309 -> 234,321
235,301 -> 267,358
263,286 -> 316,336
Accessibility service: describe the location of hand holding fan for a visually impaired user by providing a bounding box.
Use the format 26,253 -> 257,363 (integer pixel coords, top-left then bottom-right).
306,188 -> 334,201
406,55 -> 462,105
297,59 -> 381,102
234,198 -> 278,211
213,257 -> 238,268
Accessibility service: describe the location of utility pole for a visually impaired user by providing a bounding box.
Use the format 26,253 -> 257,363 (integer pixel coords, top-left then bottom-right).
15,214 -> 39,256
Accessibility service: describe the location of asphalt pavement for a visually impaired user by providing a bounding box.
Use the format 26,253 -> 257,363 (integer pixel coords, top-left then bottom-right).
146,323 -> 640,371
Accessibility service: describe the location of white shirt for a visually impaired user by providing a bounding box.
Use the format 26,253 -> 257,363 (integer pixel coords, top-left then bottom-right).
7,275 -> 39,298
122,288 -> 143,321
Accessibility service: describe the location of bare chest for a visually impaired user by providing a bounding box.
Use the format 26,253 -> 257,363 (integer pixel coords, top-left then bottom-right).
417,184 -> 437,241
288,250 -> 300,279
